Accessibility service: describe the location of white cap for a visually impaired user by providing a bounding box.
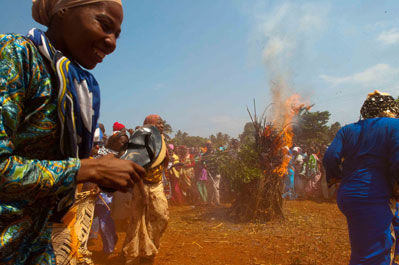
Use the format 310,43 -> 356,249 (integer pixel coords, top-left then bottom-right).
292,146 -> 301,152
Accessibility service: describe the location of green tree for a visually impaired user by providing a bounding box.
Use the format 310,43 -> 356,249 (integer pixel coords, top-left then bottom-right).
161,119 -> 172,135
239,122 -> 255,145
183,136 -> 208,147
173,130 -> 188,146
293,110 -> 331,147
161,119 -> 173,140
327,122 -> 341,143
209,132 -> 231,148
172,130 -> 208,147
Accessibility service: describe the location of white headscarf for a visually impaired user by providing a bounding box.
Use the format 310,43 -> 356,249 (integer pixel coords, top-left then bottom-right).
32,0 -> 122,26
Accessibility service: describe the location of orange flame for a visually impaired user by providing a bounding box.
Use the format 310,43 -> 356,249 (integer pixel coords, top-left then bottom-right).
271,94 -> 308,177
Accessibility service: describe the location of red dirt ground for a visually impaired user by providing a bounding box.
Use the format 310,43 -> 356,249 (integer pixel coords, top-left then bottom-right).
89,200 -> 350,265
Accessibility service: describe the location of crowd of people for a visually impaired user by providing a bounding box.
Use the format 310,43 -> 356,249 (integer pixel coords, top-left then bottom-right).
50,115 -> 171,265
163,142 -> 223,207
73,119 -> 229,264
281,145 -> 331,201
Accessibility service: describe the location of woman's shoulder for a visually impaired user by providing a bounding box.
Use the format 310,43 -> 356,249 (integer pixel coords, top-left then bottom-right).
1,33 -> 26,42
0,33 -> 38,59
0,33 -> 51,98
364,117 -> 399,128
378,117 -> 399,124
378,117 -> 399,131
350,117 -> 399,134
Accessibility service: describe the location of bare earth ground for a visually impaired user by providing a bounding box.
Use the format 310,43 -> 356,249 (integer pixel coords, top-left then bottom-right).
89,200 -> 350,265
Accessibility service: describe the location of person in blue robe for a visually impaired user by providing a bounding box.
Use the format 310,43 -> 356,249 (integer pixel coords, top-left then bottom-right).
323,90 -> 399,265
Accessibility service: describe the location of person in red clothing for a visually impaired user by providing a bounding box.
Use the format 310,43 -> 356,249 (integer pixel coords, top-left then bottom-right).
167,144 -> 185,205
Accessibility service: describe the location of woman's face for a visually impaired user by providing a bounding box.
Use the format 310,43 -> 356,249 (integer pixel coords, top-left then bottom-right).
116,135 -> 129,151
54,2 -> 123,69
107,133 -> 128,152
155,118 -> 164,134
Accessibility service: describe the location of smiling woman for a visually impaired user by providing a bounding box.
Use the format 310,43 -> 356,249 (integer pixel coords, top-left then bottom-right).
0,1 -> 146,265
34,0 -> 123,69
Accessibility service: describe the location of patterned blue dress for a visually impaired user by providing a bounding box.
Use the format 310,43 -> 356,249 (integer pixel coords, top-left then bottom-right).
323,117 -> 399,265
0,34 -> 80,264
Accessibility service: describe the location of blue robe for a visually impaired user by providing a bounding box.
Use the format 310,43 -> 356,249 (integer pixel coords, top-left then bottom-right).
94,193 -> 118,255
323,117 -> 399,265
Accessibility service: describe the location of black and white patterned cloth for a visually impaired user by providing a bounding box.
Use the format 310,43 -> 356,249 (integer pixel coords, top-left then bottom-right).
360,92 -> 399,119
94,147 -> 119,158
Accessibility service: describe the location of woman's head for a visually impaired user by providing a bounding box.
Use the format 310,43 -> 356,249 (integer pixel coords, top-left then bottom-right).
32,0 -> 123,69
360,90 -> 399,119
143,114 -> 164,134
177,145 -> 188,157
113,121 -> 125,132
106,131 -> 128,152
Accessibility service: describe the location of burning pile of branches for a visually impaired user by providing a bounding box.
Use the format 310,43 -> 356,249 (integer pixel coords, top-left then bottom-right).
226,97 -> 306,222
247,101 -> 292,220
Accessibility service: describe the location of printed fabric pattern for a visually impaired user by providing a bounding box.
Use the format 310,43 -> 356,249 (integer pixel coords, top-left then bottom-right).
0,33 -> 80,265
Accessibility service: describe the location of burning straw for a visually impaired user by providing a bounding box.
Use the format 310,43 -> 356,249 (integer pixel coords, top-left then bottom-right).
241,89 -> 310,222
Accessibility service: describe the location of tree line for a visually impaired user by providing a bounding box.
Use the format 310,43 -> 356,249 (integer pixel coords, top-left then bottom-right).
166,109 -> 342,149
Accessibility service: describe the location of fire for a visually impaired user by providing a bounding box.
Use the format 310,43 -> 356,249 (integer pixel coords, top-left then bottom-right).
271,94 -> 310,177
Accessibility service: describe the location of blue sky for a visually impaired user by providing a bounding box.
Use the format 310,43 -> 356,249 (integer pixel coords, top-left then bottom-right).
2,1 -> 399,138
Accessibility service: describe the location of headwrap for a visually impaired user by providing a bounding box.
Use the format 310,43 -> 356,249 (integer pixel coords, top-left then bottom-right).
282,146 -> 290,152
32,0 -> 122,26
178,145 -> 188,153
113,121 -> 125,132
143,114 -> 161,125
27,28 -> 100,159
360,90 -> 399,119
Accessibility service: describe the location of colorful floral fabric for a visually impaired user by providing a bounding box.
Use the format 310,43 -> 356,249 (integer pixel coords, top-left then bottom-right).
0,33 -> 80,264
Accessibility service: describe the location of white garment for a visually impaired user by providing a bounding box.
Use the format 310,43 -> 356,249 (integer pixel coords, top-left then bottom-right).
208,174 -> 221,205
122,182 -> 169,261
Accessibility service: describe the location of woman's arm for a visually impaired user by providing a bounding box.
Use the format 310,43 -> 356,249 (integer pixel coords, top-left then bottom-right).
76,155 -> 145,193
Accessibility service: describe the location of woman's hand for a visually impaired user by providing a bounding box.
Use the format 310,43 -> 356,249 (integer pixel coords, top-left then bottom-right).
76,154 -> 146,192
